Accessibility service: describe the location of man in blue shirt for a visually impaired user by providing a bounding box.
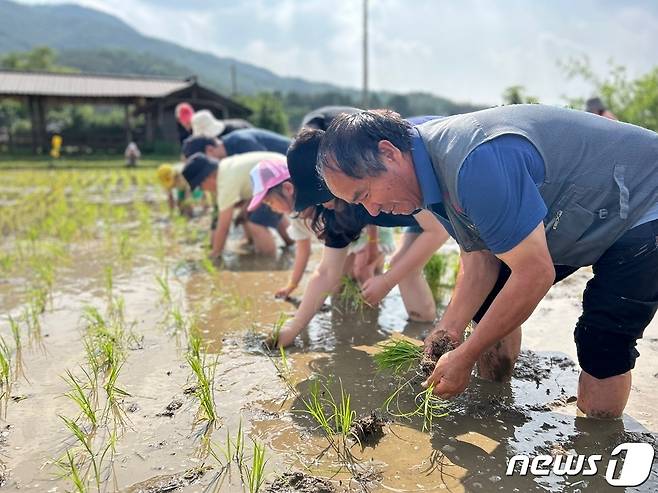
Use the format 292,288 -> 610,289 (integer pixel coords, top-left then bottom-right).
317,107 -> 658,420
183,128 -> 290,160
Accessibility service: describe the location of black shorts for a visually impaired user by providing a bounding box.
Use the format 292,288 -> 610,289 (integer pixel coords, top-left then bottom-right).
473,219 -> 658,379
247,203 -> 282,229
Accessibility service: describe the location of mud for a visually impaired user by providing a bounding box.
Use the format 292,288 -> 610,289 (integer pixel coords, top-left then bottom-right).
349,411 -> 387,445
122,466 -> 211,492
418,335 -> 456,376
156,398 -> 184,417
265,471 -> 335,493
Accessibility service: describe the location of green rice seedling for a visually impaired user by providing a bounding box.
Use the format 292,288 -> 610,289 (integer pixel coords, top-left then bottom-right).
103,265 -> 114,302
0,337 -> 12,417
414,385 -> 450,432
102,362 -> 131,431
338,276 -> 367,313
301,379 -> 333,436
56,449 -> 88,493
63,369 -> 98,431
268,312 -> 289,349
66,449 -> 87,493
382,379 -> 450,432
423,253 -> 448,303
200,256 -> 217,275
28,286 -> 48,314
7,315 -> 26,381
206,422 -> 246,491
187,327 -> 203,361
0,253 -> 13,275
423,253 -> 460,302
245,439 -> 267,493
59,416 -> 117,492
155,271 -> 172,306
372,339 -> 423,375
331,383 -> 356,439
278,347 -> 289,375
59,416 -> 98,484
170,305 -> 188,337
186,351 -> 218,431
118,232 -> 134,263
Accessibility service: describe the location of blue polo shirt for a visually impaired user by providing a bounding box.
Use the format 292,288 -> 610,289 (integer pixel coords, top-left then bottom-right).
222,128 -> 291,156
411,129 -> 548,254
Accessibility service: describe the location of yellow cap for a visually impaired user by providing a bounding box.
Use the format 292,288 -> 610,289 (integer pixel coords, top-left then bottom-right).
157,164 -> 175,189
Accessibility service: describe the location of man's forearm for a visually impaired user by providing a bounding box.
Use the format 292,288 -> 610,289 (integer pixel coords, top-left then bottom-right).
460,266 -> 553,362
436,250 -> 501,335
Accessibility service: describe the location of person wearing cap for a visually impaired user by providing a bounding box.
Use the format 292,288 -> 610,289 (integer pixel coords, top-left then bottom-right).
300,106 -> 362,131
249,158 -> 393,300
182,152 -> 293,258
156,162 -> 196,216
187,115 -> 291,158
175,103 -> 195,145
189,109 -> 254,136
585,97 -> 618,121
250,129 -> 450,348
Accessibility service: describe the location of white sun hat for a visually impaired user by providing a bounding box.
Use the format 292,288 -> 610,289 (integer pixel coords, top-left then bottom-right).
191,109 -> 226,137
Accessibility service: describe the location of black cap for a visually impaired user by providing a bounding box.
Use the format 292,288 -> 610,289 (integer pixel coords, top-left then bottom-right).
182,153 -> 218,190
585,97 -> 606,114
182,135 -> 217,159
287,129 -> 334,211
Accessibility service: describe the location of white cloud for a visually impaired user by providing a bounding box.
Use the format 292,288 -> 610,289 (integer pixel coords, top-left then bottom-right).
14,0 -> 658,104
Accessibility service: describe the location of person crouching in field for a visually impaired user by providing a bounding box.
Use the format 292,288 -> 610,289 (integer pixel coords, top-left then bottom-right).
182,152 -> 293,258
156,163 -> 204,217
248,129 -> 450,348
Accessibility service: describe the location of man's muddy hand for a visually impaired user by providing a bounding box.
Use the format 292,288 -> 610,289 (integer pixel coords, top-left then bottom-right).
422,345 -> 476,399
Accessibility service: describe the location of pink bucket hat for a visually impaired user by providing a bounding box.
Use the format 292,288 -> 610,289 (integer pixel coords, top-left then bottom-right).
248,159 -> 290,211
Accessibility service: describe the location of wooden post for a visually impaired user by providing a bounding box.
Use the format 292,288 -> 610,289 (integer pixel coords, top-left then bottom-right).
36,97 -> 47,154
28,96 -> 38,154
124,104 -> 132,143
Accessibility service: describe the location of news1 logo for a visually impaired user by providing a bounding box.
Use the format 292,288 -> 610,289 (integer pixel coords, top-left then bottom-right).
506,442 -> 655,486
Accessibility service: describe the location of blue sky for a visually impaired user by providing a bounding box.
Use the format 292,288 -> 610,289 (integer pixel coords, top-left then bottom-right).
17,0 -> 658,104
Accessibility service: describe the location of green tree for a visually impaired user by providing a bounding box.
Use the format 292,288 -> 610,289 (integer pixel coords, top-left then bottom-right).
561,56 -> 658,131
502,85 -> 539,105
1,46 -> 76,73
239,93 -> 289,135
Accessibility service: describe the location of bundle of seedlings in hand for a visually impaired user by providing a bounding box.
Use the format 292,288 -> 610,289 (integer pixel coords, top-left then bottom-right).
374,336 -> 455,432
266,312 -> 289,351
373,339 -> 423,375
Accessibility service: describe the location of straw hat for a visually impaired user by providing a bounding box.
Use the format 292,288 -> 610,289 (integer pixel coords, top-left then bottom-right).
191,110 -> 225,138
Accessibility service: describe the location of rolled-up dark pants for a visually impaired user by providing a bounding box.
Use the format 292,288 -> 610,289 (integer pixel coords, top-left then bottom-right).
472,219 -> 658,379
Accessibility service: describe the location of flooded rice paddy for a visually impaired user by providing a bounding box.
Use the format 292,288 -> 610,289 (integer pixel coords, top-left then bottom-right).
0,169 -> 657,492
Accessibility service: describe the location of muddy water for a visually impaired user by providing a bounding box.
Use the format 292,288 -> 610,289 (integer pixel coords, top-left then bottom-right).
1,218 -> 657,492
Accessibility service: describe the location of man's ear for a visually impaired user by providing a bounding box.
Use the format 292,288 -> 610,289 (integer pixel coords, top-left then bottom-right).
377,140 -> 400,164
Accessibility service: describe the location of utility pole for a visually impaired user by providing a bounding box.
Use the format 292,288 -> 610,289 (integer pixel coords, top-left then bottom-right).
362,0 -> 369,108
230,63 -> 238,96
